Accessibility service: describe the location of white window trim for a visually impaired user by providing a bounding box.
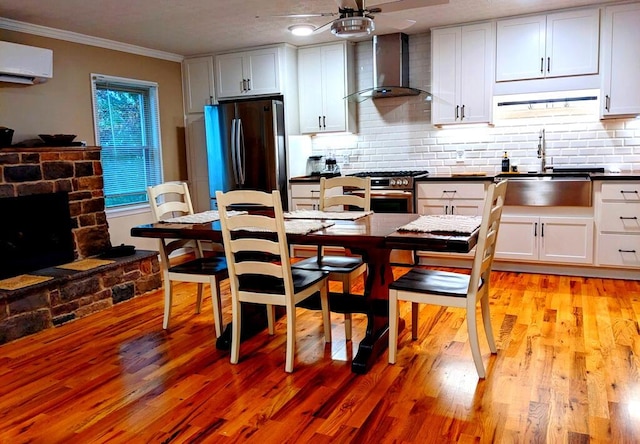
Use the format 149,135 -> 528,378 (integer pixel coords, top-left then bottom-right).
90,73 -> 165,208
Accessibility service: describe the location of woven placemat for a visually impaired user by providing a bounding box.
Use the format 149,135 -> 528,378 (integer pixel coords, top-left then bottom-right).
0,274 -> 54,291
57,258 -> 115,271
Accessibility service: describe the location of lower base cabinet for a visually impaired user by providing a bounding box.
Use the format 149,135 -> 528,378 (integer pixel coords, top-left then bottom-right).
495,214 -> 594,265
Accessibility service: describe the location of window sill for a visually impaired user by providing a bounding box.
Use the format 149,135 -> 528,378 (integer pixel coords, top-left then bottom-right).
105,203 -> 151,218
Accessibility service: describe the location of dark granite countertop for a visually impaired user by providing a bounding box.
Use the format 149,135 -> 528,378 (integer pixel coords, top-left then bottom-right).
416,172 -> 640,181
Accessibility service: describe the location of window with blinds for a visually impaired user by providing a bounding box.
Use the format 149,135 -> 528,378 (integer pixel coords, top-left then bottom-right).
91,74 -> 163,208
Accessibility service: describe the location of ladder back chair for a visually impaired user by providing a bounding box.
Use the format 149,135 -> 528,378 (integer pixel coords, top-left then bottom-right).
147,182 -> 227,337
292,175 -> 370,340
388,180 -> 508,378
216,189 -> 332,373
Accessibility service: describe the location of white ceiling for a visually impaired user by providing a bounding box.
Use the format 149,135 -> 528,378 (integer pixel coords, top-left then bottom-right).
0,0 -> 619,58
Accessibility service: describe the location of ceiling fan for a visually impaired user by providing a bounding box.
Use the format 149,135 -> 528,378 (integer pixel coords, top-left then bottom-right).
269,0 -> 449,38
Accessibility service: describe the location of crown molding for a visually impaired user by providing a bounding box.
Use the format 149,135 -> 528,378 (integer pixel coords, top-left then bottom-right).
0,17 -> 184,63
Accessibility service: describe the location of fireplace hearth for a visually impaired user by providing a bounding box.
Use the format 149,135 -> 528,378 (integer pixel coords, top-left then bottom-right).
0,146 -> 161,344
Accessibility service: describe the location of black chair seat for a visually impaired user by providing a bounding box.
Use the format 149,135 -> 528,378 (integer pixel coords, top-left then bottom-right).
389,268 -> 483,297
238,269 -> 328,294
169,255 -> 228,276
292,255 -> 364,274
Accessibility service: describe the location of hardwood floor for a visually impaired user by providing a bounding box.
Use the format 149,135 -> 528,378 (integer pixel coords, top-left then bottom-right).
1,267 -> 639,443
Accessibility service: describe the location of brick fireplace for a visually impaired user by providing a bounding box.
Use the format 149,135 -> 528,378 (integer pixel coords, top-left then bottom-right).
0,146 -> 161,344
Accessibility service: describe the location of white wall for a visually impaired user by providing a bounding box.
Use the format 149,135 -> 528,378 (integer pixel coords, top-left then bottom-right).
106,208 -> 158,252
312,33 -> 640,175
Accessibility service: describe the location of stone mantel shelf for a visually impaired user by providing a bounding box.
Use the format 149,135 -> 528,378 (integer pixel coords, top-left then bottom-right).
0,146 -> 101,153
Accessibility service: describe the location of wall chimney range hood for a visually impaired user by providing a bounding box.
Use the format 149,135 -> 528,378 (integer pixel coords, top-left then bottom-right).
347,33 -> 431,102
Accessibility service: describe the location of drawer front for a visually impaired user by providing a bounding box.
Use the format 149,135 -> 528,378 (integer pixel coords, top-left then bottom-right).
290,184 -> 320,199
599,202 -> 640,232
597,234 -> 640,268
417,182 -> 486,199
600,182 -> 640,201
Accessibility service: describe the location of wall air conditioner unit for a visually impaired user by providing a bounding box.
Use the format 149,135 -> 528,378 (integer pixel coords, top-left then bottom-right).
0,41 -> 53,85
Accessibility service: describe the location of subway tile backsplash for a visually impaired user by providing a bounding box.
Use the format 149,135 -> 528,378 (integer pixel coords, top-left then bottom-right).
311,33 -> 640,175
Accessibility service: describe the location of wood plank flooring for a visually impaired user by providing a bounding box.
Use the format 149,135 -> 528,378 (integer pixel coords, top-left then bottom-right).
1,267 -> 639,443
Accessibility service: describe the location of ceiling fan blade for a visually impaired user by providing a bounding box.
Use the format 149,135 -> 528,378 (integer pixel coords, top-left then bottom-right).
266,12 -> 337,18
373,14 -> 416,30
313,20 -> 335,34
367,0 -> 449,12
336,0 -> 360,10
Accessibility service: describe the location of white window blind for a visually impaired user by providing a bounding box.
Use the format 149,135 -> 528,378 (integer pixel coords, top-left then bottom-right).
91,74 -> 163,208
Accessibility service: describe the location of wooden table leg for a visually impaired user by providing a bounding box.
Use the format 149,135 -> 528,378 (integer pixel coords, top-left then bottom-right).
351,246 -> 399,374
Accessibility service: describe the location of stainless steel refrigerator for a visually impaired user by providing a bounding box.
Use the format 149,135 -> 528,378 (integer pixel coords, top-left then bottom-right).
204,97 -> 288,209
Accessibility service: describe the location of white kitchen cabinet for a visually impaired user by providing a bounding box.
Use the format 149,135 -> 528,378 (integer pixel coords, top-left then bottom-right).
184,113 -> 211,213
183,56 -> 215,114
600,3 -> 640,118
298,42 -> 356,134
495,214 -> 594,264
290,183 -> 321,211
431,22 -> 494,125
496,8 -> 600,82
595,181 -> 640,268
416,181 -> 487,216
215,46 -> 282,99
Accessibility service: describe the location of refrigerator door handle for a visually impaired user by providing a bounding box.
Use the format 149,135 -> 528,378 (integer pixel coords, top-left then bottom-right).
231,118 -> 240,185
237,118 -> 246,185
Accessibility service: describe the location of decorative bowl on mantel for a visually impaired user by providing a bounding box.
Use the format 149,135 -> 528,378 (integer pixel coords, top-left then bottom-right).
38,134 -> 77,146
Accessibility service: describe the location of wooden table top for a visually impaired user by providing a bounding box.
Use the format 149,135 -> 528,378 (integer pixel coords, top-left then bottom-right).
131,212 -> 478,253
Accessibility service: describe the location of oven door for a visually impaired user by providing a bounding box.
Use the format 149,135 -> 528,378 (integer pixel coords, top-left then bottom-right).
369,190 -> 414,213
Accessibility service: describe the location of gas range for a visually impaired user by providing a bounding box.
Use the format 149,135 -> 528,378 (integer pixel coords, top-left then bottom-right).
347,170 -> 429,190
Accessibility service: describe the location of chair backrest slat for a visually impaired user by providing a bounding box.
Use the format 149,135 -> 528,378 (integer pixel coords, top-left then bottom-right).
216,189 -> 294,299
468,180 -> 508,297
320,176 -> 371,212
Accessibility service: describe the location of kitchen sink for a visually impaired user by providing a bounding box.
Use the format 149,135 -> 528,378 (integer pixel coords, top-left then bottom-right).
495,173 -> 592,206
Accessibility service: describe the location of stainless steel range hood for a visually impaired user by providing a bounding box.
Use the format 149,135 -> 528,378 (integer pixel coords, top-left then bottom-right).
347,33 -> 431,102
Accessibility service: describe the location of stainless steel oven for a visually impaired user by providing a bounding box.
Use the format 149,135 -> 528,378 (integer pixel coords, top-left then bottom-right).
346,170 -> 429,214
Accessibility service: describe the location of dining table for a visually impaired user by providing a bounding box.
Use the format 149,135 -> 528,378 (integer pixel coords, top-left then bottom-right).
131,211 -> 479,374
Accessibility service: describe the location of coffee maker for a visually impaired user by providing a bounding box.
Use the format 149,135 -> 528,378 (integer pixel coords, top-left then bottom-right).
323,156 -> 340,175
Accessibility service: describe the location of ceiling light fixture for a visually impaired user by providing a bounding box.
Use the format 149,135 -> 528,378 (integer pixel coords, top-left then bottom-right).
288,24 -> 316,36
331,16 -> 375,38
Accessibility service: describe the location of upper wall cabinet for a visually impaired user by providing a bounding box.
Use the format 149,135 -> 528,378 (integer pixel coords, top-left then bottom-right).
600,2 -> 640,118
431,22 -> 495,125
297,42 -> 356,134
496,8 -> 600,82
183,56 -> 215,114
215,46 -> 283,99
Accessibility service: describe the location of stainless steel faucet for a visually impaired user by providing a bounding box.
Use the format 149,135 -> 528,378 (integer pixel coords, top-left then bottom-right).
537,128 -> 546,172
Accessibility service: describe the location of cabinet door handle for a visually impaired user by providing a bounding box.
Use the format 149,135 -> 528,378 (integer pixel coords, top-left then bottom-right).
323,116 -> 326,128
444,205 -> 449,214
620,190 -> 639,195
451,205 -> 455,214
541,223 -> 544,237
619,216 -> 639,220
540,58 -> 544,74
534,222 -> 538,237
460,105 -> 465,120
605,95 -> 611,112
547,57 -> 550,73
318,116 -> 322,130
455,105 -> 459,120
242,79 -> 247,91
619,249 -> 637,253
246,78 -> 251,91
